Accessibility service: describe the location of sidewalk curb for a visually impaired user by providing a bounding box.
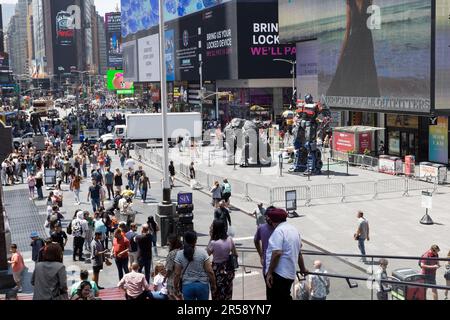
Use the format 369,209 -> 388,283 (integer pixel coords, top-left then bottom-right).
134,154 -> 368,274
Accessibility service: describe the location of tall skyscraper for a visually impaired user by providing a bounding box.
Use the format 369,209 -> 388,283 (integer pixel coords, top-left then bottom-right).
6,0 -> 30,76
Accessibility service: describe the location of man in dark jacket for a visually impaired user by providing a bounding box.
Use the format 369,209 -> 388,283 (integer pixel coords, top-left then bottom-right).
30,231 -> 44,264
214,200 -> 231,232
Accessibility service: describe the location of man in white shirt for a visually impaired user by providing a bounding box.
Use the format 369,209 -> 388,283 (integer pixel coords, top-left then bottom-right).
308,260 -> 330,300
265,208 -> 308,300
118,262 -> 152,300
124,157 -> 135,170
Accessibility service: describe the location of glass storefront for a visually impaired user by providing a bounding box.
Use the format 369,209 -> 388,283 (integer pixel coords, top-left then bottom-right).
385,114 -> 426,161
217,87 -> 292,127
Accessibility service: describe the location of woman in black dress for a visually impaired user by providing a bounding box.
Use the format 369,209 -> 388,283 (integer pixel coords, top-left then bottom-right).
327,0 -> 380,97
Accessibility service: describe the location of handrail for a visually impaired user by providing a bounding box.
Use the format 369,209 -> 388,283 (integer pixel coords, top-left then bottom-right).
301,271 -> 450,291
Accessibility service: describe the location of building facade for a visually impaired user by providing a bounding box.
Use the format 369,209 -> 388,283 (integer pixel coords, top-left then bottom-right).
278,0 -> 450,164
97,14 -> 107,75
6,0 -> 30,76
121,0 -> 293,126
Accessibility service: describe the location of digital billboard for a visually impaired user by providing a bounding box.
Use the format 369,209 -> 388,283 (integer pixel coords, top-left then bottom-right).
236,1 -> 296,79
122,40 -> 138,81
107,70 -> 134,91
138,33 -> 160,82
106,12 -> 123,69
31,58 -> 48,79
435,0 -> 450,110
279,0 -> 431,114
429,117 -> 448,164
201,1 -> 238,81
51,0 -> 78,75
120,0 -> 231,41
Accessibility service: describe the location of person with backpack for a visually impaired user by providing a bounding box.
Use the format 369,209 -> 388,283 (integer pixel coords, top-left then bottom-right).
420,244 -> 441,300
214,201 -> 231,233
308,260 -> 330,300
71,210 -> 89,262
221,179 -> 232,208
126,223 -> 139,270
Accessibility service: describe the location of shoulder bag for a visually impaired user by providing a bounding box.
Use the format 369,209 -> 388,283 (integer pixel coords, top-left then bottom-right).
179,261 -> 191,293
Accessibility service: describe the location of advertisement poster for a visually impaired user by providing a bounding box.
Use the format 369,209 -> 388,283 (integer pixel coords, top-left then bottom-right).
138,34 -> 161,82
121,0 -> 231,41
121,0 -> 158,40
51,0 -> 78,75
296,40 -> 319,100
31,58 -> 48,79
429,116 -> 448,164
173,13 -> 202,81
165,29 -> 175,81
202,2 -> 238,80
107,70 -> 134,91
333,132 -> 355,153
359,133 -> 372,153
435,0 -> 450,109
237,1 -> 296,79
106,12 -> 123,69
0,52 -> 9,71
122,40 -> 138,82
279,0 -> 431,114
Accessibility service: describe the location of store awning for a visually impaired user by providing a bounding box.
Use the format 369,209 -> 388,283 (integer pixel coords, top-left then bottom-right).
333,125 -> 385,133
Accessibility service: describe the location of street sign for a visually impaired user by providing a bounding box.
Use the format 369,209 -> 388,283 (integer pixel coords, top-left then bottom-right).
429,117 -> 438,126
421,191 -> 432,209
285,190 -> 297,212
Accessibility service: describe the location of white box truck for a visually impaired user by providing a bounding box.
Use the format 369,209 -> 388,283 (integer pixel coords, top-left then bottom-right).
100,112 -> 202,148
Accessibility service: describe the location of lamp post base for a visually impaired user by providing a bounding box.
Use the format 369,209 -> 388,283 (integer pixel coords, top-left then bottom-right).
0,270 -> 15,291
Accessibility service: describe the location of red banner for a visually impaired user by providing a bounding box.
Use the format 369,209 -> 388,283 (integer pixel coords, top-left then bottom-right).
333,132 -> 355,152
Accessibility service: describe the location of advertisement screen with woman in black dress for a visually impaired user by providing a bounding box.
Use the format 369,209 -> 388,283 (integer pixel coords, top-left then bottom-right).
279,0 -> 431,114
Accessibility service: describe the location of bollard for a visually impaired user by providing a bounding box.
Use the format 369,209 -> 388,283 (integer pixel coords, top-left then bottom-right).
208,152 -> 211,167
279,153 -> 283,177
327,158 -> 330,179
346,161 -> 349,176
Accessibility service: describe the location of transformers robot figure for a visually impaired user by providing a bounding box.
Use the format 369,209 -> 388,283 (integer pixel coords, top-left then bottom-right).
289,94 -> 331,174
223,118 -> 271,167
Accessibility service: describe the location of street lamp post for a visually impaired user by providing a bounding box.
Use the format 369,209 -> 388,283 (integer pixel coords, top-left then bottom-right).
273,58 -> 297,107
159,0 -> 171,205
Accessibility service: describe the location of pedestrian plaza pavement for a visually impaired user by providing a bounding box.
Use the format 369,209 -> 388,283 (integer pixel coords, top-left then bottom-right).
137,144 -> 450,288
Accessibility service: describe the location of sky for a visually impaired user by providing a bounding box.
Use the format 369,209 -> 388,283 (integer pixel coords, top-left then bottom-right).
0,0 -> 120,17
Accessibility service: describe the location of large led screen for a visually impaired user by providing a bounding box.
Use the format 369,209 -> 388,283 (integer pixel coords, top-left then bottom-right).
121,0 -> 231,40
51,0 -> 78,75
279,0 -> 431,114
435,0 -> 450,110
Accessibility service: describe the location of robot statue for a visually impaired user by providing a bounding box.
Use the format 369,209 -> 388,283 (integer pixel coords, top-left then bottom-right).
289,94 -> 331,175
224,118 -> 271,167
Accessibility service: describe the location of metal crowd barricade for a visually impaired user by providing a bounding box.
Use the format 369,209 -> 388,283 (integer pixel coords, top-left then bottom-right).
307,183 -> 345,206
374,178 -> 407,198
270,185 -> 310,207
245,182 -> 272,205
406,177 -> 437,195
343,181 -> 376,201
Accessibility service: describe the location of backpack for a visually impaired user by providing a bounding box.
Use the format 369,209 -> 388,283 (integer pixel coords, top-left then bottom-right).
66,221 -> 72,235
72,220 -> 83,237
294,281 -> 310,300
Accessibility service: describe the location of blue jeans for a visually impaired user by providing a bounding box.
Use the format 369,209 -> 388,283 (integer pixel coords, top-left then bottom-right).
36,186 -> 44,199
141,188 -> 148,201
82,165 -> 87,178
151,291 -> 168,300
128,180 -> 134,190
358,238 -> 366,257
91,198 -> 100,212
182,282 -> 210,300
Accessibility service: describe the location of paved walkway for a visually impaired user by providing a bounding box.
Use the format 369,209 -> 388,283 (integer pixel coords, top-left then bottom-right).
137,146 -> 450,294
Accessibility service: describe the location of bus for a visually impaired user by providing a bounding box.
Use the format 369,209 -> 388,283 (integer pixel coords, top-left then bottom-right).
32,99 -> 54,116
